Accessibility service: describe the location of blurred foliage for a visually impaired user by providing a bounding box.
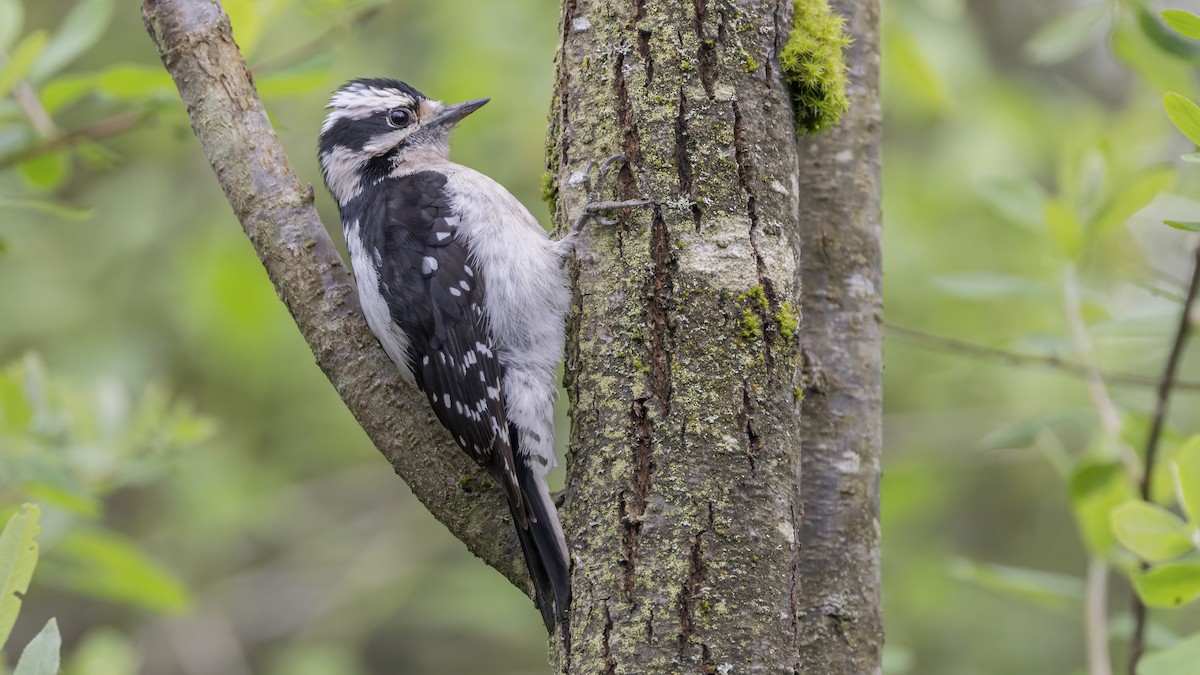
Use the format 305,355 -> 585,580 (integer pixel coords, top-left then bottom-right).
884,0 -> 1200,672
2,0 -> 1200,673
1,0 -> 561,672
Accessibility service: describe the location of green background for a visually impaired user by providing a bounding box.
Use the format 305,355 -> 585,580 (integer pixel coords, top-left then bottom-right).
2,0 -> 1200,673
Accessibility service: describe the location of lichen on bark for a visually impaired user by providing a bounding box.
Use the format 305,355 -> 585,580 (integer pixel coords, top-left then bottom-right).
548,0 -> 813,671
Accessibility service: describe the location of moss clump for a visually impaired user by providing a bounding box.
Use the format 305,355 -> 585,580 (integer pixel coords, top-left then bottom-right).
458,475 -> 477,491
780,0 -> 851,133
775,301 -> 799,346
740,308 -> 762,340
540,171 -> 558,214
741,285 -> 769,312
737,286 -> 769,341
793,386 -> 804,402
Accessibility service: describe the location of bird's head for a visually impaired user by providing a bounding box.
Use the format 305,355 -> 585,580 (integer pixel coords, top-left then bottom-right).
318,78 -> 488,204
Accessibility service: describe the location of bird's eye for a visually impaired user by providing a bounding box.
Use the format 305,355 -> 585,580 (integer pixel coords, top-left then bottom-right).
386,109 -> 414,128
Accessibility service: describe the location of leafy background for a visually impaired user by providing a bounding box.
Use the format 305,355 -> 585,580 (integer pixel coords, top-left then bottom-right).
2,0 -> 1200,673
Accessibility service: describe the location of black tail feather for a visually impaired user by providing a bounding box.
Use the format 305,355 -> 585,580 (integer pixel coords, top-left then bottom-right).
507,497 -> 566,631
510,460 -> 570,633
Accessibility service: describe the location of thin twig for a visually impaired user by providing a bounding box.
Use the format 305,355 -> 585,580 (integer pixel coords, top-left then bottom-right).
252,6 -> 383,74
1063,264 -> 1120,675
1086,559 -> 1113,675
0,44 -> 56,137
13,81 -> 58,137
885,324 -> 1200,392
1064,266 -> 1124,438
0,111 -> 147,170
1128,241 -> 1200,674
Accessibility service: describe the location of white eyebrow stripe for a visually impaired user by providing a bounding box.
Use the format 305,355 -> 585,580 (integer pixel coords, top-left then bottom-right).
328,87 -> 417,112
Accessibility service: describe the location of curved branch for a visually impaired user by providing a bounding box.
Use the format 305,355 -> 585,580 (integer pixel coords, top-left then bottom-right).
140,0 -> 530,594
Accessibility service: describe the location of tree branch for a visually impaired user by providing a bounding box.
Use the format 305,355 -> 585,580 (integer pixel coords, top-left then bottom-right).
885,324 -> 1200,392
1128,241 -> 1200,673
0,111 -> 147,170
140,0 -> 531,595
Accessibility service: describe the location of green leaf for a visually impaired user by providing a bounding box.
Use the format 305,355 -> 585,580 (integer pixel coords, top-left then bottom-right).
1024,4 -> 1108,64
1162,9 -> 1200,41
1114,21 -> 1197,96
0,0 -> 23,50
1165,92 -> 1200,146
27,0 -> 114,83
95,64 -> 174,101
0,30 -> 48,99
67,628 -> 138,675
884,22 -> 948,111
930,273 -> 1049,301
1071,459 -> 1135,558
1173,436 -> 1200,525
1132,561 -> 1200,608
1164,220 -> 1200,232
1110,501 -> 1194,562
255,68 -> 330,99
1091,168 -> 1174,235
1140,630 -> 1200,675
0,504 -> 39,650
0,367 -> 33,432
13,618 -> 59,675
1182,152 -> 1200,163
49,529 -> 189,612
23,482 -> 99,519
0,197 -> 91,220
974,175 -> 1048,230
1139,8 -> 1200,59
980,412 -> 1081,452
948,558 -> 1084,612
39,72 -> 98,113
1044,199 -> 1084,257
16,152 -> 70,191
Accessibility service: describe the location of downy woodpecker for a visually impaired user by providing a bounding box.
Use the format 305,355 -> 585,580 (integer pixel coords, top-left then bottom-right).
317,78 -> 572,632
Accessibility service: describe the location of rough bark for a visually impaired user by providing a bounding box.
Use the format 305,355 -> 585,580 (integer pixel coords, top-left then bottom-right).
793,1 -> 884,672
547,0 -> 809,670
141,0 -> 534,593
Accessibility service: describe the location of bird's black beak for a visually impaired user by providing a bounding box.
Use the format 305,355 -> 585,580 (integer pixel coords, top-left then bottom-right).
431,98 -> 490,128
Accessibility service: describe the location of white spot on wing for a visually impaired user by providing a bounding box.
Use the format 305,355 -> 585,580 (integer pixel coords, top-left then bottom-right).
423,256 -> 439,274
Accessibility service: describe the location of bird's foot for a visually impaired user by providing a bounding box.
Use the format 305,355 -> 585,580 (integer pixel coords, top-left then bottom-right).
570,154 -> 657,235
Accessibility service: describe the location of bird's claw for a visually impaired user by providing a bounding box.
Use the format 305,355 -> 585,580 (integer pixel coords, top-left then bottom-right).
572,154 -> 657,233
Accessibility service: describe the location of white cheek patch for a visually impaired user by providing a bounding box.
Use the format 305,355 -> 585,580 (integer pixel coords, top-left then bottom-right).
320,145 -> 364,204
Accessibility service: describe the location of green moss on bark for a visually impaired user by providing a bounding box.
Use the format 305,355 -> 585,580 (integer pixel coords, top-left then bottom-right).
781,0 -> 851,133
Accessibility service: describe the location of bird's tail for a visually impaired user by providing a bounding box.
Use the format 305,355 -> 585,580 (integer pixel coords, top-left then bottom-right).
511,459 -> 571,634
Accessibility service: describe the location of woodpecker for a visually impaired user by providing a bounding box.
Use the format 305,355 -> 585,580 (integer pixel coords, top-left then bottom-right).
317,78 -> 573,632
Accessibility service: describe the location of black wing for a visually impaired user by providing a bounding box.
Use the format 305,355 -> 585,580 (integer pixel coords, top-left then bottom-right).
355,171 -> 523,519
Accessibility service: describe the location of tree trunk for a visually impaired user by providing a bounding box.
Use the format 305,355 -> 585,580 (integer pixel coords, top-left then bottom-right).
794,1 -> 884,672
548,0 -> 822,670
